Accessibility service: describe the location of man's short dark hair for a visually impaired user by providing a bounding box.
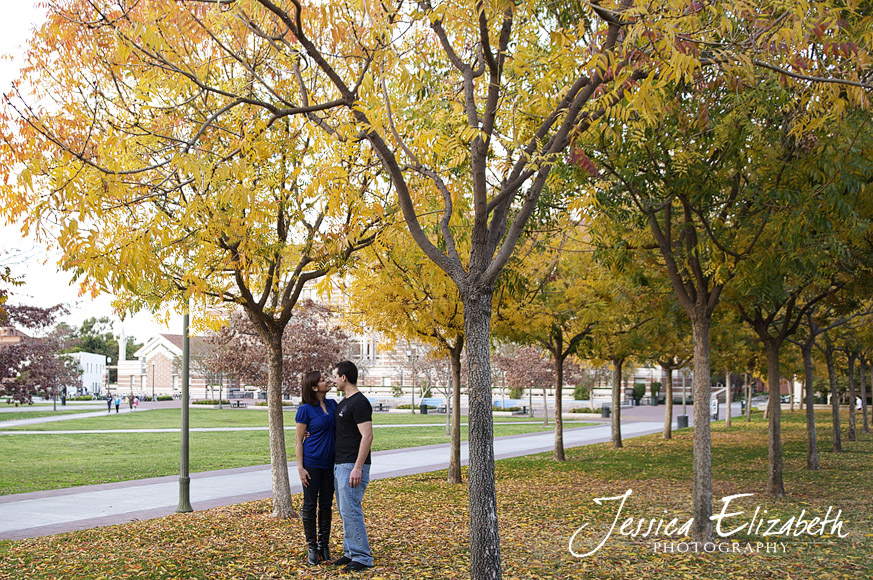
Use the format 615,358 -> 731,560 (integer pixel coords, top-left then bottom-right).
335,360 -> 358,385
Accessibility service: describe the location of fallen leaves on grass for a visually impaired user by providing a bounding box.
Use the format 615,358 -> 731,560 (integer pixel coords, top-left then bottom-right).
0,411 -> 869,579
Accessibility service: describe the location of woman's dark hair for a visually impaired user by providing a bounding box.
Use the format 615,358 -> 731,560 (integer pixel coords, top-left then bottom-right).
301,371 -> 322,406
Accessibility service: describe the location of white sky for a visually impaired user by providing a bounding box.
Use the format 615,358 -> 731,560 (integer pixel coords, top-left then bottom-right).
0,2 -> 180,342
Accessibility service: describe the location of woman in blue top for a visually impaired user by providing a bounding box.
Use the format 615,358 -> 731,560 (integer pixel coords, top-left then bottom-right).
295,370 -> 337,566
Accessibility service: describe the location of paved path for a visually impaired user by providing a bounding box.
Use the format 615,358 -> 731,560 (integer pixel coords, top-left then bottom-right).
0,407 -> 147,428
0,421 -> 662,540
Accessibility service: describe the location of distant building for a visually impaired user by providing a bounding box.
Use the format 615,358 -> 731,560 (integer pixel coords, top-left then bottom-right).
65,352 -> 108,396
0,326 -> 28,348
115,333 -> 211,399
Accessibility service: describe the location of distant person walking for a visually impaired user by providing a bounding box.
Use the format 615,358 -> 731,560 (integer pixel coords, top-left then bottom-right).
295,371 -> 337,566
133,396 -> 139,410
330,360 -> 374,573
114,395 -> 120,413
106,394 -> 112,414
128,395 -> 134,410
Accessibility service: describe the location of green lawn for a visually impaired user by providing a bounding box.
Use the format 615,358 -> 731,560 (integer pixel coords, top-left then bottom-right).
0,416 -> 590,494
0,409 -> 868,579
0,407 -> 575,430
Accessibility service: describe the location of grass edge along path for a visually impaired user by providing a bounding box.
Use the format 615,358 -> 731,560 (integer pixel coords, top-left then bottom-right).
0,410 -> 869,579
0,420 -> 595,495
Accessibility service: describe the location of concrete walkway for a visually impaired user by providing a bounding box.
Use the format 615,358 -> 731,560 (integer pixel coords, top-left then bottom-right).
0,421 -> 662,540
0,407 -> 147,428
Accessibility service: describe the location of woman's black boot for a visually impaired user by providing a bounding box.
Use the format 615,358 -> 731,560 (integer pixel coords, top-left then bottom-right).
301,511 -> 319,566
317,508 -> 332,562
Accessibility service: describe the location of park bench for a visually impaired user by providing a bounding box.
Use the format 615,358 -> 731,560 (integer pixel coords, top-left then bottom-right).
365,398 -> 392,412
419,397 -> 447,413
493,399 -> 528,415
231,400 -> 247,408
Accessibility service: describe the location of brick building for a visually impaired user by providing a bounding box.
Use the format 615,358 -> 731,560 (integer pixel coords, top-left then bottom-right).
115,334 -> 211,400
0,326 -> 28,348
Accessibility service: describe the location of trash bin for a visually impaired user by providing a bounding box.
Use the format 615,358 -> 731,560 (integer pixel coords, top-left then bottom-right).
740,400 -> 746,414
676,415 -> 689,429
601,404 -> 611,418
419,403 -> 428,415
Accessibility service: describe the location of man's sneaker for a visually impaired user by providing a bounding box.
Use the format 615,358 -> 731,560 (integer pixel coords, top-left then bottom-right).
343,561 -> 374,572
331,556 -> 352,566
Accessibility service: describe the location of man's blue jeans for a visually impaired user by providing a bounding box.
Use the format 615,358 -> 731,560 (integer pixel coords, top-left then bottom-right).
334,463 -> 373,566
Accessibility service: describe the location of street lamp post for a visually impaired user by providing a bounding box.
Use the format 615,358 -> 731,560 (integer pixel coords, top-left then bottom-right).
151,363 -> 155,402
408,349 -> 417,413
501,370 -> 506,410
177,309 -> 193,513
682,369 -> 688,415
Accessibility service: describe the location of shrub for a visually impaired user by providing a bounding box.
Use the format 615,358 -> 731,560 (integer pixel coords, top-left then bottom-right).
573,384 -> 589,400
650,382 -> 661,399
193,399 -> 231,405
157,395 -> 174,401
633,383 -> 646,401
569,407 -> 598,413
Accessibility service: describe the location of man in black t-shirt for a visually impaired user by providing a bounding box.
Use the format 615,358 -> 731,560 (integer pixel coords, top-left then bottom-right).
330,361 -> 374,572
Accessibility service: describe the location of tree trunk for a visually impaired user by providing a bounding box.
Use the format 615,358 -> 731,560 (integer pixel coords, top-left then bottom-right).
663,365 -> 674,439
611,357 -> 623,449
847,354 -> 857,443
462,289 -> 501,580
447,341 -> 464,484
861,358 -> 870,434
825,346 -> 842,453
690,315 -> 713,543
801,342 -> 819,470
265,332 -> 295,518
724,370 -> 732,427
764,339 -> 785,496
554,353 -> 565,461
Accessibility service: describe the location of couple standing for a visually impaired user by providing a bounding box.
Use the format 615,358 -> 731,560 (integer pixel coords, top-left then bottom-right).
295,361 -> 374,573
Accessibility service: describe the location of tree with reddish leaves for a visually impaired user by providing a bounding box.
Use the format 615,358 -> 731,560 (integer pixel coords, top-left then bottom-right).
207,300 -> 351,396
0,303 -> 80,405
494,346 -> 554,421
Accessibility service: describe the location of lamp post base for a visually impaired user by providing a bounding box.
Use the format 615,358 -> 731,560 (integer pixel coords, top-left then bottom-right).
177,476 -> 193,513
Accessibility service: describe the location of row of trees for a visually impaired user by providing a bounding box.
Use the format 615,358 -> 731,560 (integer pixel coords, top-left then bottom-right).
1,2 -> 871,578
